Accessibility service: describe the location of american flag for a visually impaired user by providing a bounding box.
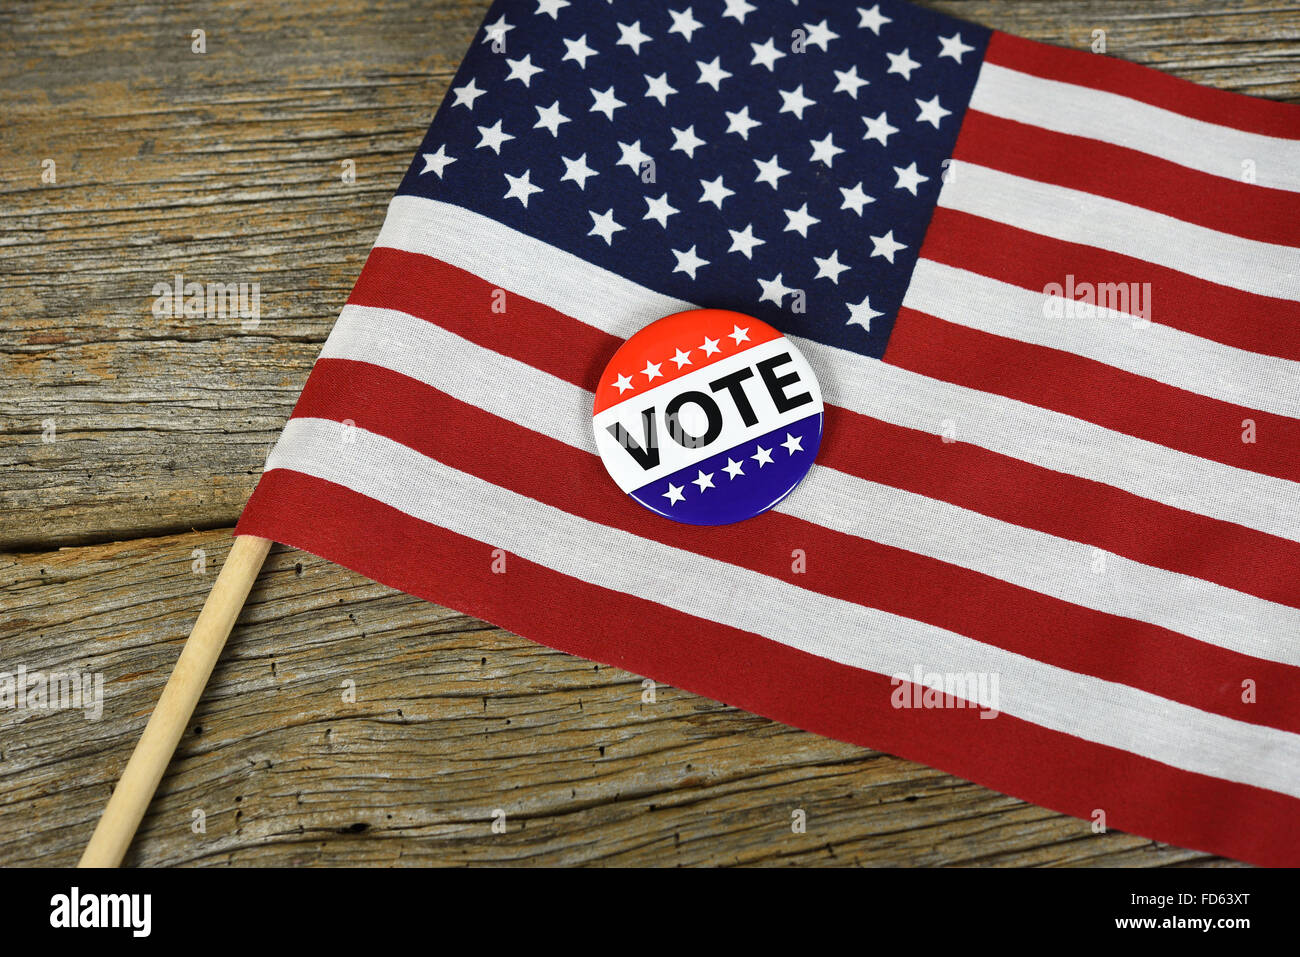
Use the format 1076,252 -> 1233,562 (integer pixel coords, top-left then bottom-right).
237,0 -> 1300,865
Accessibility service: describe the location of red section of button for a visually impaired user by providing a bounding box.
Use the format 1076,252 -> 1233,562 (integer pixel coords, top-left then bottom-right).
592,309 -> 785,415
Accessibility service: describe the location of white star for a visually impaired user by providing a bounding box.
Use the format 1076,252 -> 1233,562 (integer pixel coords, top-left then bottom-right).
894,161 -> 930,195
781,432 -> 804,455
754,154 -> 789,189
809,132 -> 844,167
857,4 -> 892,34
696,57 -> 732,91
503,169 -> 542,207
644,71 -> 677,106
870,229 -> 907,263
588,209 -> 625,245
692,469 -> 715,492
757,273 -> 794,306
839,182 -> 875,215
644,192 -> 679,228
750,38 -> 786,71
813,250 -> 849,284
778,84 -> 817,120
641,359 -> 663,381
616,21 -> 652,55
700,336 -> 721,356
699,175 -> 734,209
590,86 -> 627,120
722,0 -> 756,24
833,65 -> 869,99
560,153 -> 598,189
476,120 -> 515,154
663,483 -> 685,505
667,8 -> 704,41
725,105 -> 761,140
670,348 -> 693,369
727,223 -> 765,259
482,15 -> 514,46
420,145 -> 456,177
847,295 -> 883,331
886,48 -> 921,80
752,445 -> 774,467
862,110 -> 899,146
915,94 -> 952,128
670,124 -> 707,158
939,32 -> 975,63
612,372 -> 635,394
723,457 -> 745,479
783,203 -> 820,238
728,324 -> 750,345
562,34 -> 598,68
535,0 -> 569,19
616,139 -> 652,174
533,101 -> 570,137
673,245 -> 709,279
505,54 -> 544,87
451,78 -> 487,109
802,20 -> 840,52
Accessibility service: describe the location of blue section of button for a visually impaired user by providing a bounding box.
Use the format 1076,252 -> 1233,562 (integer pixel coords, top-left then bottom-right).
628,411 -> 823,525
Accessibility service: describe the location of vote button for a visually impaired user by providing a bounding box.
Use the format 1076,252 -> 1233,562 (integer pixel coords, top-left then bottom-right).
593,309 -> 824,526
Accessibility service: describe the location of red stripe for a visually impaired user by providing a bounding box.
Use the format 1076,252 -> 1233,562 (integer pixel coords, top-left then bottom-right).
954,110 -> 1300,247
919,207 -> 1300,362
885,307 -> 1300,484
985,31 -> 1300,141
347,247 -> 1300,607
237,472 -> 1300,867
257,357 -> 1300,734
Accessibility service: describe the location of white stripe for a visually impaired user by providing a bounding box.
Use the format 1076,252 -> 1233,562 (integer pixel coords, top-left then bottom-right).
368,199 -> 1300,542
938,164 -> 1300,302
905,258 -> 1300,419
266,417 -> 1300,799
320,304 -> 1300,667
971,62 -> 1300,193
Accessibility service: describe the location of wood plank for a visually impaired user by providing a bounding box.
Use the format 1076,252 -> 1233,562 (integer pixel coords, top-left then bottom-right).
0,529 -> 1236,866
1,0 -> 1296,548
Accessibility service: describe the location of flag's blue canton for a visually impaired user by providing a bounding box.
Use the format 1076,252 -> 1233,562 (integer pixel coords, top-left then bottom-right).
398,0 -> 989,358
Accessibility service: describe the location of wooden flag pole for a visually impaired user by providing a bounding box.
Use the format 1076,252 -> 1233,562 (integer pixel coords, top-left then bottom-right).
78,534 -> 273,868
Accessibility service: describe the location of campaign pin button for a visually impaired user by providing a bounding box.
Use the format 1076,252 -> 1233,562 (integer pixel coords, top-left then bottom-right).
593,309 -> 824,526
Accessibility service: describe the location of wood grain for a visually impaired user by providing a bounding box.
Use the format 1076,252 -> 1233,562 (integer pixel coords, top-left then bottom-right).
2,0 -> 1293,866
0,531 -> 1237,867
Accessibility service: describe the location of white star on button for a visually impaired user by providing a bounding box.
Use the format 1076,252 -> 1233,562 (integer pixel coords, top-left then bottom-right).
700,336 -> 721,355
728,324 -> 750,345
781,433 -> 804,455
663,483 -> 685,505
752,445 -> 774,467
641,360 -> 663,381
692,470 -> 715,492
670,348 -> 693,368
723,458 -> 745,479
612,373 -> 635,393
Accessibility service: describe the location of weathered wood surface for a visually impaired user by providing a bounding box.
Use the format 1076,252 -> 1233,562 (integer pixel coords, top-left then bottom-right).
2,0 -> 1293,866
0,532 -> 1239,867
